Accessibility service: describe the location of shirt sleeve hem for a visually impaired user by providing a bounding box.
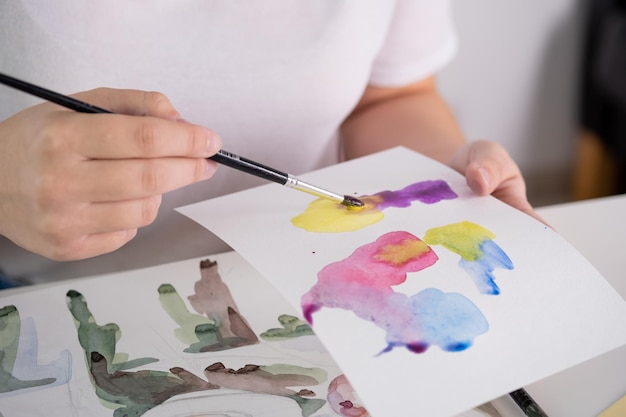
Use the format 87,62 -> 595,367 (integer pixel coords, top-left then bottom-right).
368,36 -> 458,87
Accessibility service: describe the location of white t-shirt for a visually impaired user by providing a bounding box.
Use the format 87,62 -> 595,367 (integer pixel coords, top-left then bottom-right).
0,0 -> 457,283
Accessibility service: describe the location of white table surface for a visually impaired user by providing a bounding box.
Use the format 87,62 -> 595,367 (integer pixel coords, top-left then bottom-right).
491,194 -> 626,417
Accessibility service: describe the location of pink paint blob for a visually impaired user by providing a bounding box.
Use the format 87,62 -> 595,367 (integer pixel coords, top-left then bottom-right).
302,229 -> 490,354
302,231 -> 438,342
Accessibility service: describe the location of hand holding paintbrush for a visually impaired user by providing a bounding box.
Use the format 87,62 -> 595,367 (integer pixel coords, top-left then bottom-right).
0,81 -> 220,260
0,73 -> 362,261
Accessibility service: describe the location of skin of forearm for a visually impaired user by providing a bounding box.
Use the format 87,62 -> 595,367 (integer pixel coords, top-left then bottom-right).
340,77 -> 466,165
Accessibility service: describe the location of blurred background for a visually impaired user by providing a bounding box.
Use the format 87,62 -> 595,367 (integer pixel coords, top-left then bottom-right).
438,0 -> 625,207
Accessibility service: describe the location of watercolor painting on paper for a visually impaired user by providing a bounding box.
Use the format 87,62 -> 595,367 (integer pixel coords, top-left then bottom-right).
0,305 -> 72,396
0,252 -> 366,417
177,146 -> 626,417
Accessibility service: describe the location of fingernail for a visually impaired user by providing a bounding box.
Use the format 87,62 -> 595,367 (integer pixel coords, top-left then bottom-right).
205,160 -> 218,178
478,167 -> 491,187
205,128 -> 222,154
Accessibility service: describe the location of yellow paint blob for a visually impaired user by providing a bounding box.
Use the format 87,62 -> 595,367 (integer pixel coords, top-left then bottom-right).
291,196 -> 384,232
423,221 -> 495,261
374,239 -> 431,266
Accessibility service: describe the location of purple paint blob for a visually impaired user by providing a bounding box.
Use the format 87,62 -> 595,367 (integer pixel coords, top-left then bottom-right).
374,180 -> 458,209
291,179 -> 458,234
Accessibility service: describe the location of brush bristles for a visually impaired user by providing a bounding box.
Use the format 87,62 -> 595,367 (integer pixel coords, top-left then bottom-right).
341,195 -> 365,208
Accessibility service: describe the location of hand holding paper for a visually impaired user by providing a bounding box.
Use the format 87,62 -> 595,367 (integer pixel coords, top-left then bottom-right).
449,140 -> 544,223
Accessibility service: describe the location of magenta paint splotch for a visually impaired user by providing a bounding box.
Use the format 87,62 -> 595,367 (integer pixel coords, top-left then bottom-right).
302,231 -> 488,354
302,231 -> 437,327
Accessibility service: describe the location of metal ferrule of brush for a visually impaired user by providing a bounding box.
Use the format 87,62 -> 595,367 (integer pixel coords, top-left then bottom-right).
285,174 -> 344,204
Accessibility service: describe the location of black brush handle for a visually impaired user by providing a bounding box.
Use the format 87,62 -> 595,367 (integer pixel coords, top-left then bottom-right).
0,72 -> 287,185
0,72 -> 111,114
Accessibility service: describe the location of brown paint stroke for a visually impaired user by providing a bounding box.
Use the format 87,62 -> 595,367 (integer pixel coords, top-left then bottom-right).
204,362 -> 319,397
188,260 -> 258,344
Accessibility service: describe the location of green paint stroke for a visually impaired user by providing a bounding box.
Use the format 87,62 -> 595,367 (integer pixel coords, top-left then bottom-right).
158,283 -> 214,344
0,305 -> 55,393
188,260 -> 259,345
65,284 -> 326,417
260,314 -> 315,341
159,284 -> 257,353
66,290 -> 157,373
66,290 -> 219,417
159,259 -> 258,353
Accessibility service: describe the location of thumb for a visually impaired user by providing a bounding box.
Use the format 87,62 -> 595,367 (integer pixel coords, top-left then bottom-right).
450,140 -> 518,196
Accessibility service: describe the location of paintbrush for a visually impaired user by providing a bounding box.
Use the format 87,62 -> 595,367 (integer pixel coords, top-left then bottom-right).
0,72 -> 364,208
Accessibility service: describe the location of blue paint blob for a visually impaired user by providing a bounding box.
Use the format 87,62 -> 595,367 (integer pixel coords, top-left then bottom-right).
444,341 -> 472,352
409,288 -> 489,352
459,240 -> 514,295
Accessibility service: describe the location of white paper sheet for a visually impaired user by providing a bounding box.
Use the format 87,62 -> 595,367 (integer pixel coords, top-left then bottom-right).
177,147 -> 626,417
0,252 -> 355,417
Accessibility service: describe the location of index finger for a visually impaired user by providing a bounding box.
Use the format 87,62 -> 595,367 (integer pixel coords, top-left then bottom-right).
72,88 -> 181,120
60,112 -> 221,159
